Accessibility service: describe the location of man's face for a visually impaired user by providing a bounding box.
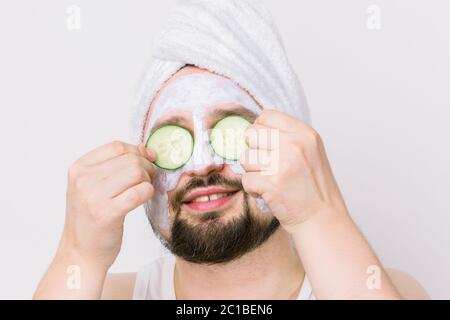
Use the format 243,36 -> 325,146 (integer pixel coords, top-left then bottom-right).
143,67 -> 279,264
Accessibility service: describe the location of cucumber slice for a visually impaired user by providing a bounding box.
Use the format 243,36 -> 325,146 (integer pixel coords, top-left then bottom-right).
210,115 -> 252,160
146,125 -> 193,170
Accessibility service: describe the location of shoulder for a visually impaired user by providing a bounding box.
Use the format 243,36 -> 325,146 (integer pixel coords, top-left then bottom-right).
102,255 -> 175,300
101,272 -> 136,300
100,266 -> 427,300
386,268 -> 429,300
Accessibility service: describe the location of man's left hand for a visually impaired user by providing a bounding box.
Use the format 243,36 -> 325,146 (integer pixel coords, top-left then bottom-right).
240,109 -> 347,233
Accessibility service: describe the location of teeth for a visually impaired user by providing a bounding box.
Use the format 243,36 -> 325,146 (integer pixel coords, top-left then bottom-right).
192,196 -> 209,203
191,192 -> 230,203
210,193 -> 224,200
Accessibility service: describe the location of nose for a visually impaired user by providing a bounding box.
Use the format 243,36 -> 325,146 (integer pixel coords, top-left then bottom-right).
186,162 -> 225,177
185,127 -> 226,177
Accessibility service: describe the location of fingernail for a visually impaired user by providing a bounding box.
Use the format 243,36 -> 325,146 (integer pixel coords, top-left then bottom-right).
146,148 -> 156,160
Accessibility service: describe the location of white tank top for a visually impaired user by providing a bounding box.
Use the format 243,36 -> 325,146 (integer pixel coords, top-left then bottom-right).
133,255 -> 315,300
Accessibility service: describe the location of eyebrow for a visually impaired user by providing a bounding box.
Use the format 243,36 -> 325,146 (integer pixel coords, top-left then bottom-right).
150,115 -> 191,135
148,105 -> 258,138
209,105 -> 258,125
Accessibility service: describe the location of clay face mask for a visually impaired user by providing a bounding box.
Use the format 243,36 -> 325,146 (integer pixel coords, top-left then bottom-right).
143,73 -> 266,228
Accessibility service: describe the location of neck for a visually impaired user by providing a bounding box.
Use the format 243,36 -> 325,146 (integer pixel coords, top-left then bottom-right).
174,228 -> 305,299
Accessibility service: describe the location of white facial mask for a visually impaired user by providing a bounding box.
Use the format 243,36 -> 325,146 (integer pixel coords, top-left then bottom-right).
143,73 -> 267,228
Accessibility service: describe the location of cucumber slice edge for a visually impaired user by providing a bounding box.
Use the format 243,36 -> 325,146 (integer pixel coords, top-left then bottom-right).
145,125 -> 194,170
209,115 -> 252,161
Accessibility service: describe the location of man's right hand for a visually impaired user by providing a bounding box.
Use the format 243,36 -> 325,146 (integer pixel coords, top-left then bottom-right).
59,141 -> 156,271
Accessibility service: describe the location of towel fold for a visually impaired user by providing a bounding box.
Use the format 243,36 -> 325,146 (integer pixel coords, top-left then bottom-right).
131,0 -> 310,143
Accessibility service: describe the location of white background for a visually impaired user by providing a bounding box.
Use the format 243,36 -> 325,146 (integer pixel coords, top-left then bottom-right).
1,0 -> 449,299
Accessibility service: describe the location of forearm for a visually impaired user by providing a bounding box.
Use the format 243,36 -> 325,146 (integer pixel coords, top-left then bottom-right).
33,247 -> 108,300
291,208 -> 401,300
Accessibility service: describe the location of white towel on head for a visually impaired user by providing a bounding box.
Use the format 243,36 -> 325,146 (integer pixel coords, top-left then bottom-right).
130,0 -> 310,144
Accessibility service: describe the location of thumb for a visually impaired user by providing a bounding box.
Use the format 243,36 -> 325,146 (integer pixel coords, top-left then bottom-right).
241,172 -> 265,198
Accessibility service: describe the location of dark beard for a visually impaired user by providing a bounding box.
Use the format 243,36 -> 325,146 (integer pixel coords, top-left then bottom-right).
155,173 -> 280,264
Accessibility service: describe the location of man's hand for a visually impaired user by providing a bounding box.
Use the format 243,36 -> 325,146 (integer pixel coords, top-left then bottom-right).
240,109 -> 347,232
241,110 -> 401,299
61,141 -> 156,270
34,141 -> 156,299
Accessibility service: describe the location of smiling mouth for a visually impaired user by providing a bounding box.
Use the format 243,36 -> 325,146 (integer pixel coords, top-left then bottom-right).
182,188 -> 240,213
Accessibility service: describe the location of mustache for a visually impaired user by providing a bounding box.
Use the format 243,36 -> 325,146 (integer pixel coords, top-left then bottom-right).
170,173 -> 243,212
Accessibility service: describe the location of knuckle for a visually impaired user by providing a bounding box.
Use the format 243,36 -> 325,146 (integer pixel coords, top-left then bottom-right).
307,127 -> 322,146
68,162 -> 82,180
124,152 -> 140,165
294,144 -> 304,158
111,140 -> 126,154
142,182 -> 154,198
129,167 -> 146,181
126,190 -> 141,205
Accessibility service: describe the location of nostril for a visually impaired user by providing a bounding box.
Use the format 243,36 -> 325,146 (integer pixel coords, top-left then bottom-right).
189,163 -> 225,177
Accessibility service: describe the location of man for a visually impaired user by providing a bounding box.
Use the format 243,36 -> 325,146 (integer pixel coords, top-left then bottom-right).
34,1 -> 428,299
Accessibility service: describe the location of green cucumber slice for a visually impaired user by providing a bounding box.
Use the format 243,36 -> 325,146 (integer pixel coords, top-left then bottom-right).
146,125 -> 194,170
210,115 -> 252,160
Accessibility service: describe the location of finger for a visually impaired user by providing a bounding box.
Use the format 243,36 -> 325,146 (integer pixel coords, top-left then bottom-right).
101,165 -> 151,198
94,152 -> 156,181
241,172 -> 267,198
240,148 -> 273,172
77,141 -> 149,166
112,181 -> 154,217
255,109 -> 309,132
138,143 -> 157,161
245,124 -> 280,150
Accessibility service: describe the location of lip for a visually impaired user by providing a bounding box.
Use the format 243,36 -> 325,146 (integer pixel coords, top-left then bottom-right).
184,193 -> 237,212
182,186 -> 239,203
182,186 -> 240,213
